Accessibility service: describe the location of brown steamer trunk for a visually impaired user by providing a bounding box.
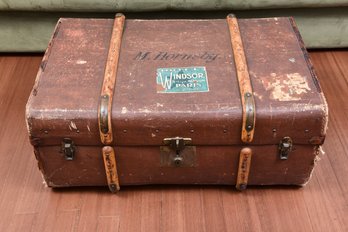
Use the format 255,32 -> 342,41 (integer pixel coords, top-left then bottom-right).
26,15 -> 328,190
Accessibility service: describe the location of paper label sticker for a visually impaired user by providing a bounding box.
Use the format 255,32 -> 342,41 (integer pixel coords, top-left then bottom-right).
156,67 -> 209,93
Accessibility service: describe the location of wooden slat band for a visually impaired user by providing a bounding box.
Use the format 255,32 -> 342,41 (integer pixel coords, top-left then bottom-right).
227,14 -> 256,143
98,13 -> 125,145
102,146 -> 120,193
98,13 -> 125,192
236,147 -> 252,190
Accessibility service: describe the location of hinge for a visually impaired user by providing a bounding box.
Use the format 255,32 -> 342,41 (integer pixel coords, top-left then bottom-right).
61,138 -> 75,161
278,137 -> 293,160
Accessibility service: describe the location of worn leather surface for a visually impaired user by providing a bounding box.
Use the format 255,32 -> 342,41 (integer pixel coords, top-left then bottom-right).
26,17 -> 328,187
26,17 -> 328,146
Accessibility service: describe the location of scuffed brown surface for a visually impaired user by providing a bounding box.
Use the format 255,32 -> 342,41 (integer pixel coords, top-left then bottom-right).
23,17 -> 330,188
0,52 -> 347,231
26,18 -> 327,146
37,145 -> 317,187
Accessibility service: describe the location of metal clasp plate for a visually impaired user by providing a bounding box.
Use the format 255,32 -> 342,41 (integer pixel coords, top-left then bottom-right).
279,137 -> 293,160
99,94 -> 109,134
160,137 -> 196,167
61,138 -> 75,161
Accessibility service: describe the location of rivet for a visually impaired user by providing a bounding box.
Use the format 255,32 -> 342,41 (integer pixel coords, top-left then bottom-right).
155,129 -> 159,133
44,130 -> 48,134
123,129 -> 127,133
305,129 -> 309,133
247,125 -> 252,129
223,129 -> 227,133
190,129 -> 194,133
76,130 -> 80,133
272,128 -> 277,133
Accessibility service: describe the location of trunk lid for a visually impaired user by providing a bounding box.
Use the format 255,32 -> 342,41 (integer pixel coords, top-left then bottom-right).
26,17 -> 328,147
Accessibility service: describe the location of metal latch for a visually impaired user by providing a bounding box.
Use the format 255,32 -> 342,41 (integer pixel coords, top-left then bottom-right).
161,137 -> 196,167
278,137 -> 293,160
61,138 -> 75,161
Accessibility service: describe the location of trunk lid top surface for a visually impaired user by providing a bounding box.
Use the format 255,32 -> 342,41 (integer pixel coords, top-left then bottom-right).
26,17 -> 328,146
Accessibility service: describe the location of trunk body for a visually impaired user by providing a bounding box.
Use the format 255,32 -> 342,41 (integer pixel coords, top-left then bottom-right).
26,17 -> 328,188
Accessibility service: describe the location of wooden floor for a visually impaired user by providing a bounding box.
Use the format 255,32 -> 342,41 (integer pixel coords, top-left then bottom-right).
0,51 -> 347,232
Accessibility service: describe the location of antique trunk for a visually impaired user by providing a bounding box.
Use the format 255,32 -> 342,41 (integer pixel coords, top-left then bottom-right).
26,14 -> 328,192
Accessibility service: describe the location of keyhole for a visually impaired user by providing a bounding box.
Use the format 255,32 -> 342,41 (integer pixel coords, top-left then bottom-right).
174,150 -> 183,167
174,156 -> 183,166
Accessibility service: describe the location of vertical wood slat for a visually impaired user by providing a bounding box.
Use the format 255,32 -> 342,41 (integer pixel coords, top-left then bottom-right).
98,13 -> 125,193
102,146 -> 120,192
98,13 -> 125,145
236,147 -> 252,190
227,14 -> 256,143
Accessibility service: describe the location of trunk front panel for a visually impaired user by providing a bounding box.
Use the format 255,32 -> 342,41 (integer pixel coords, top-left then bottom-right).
37,145 -> 318,187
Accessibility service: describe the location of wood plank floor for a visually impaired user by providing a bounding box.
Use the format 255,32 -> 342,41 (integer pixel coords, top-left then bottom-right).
0,51 -> 347,232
